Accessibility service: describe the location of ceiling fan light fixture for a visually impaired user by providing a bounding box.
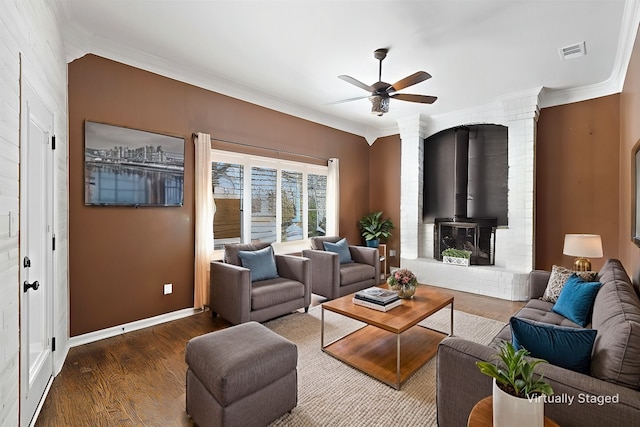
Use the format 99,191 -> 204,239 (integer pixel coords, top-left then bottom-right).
336,48 -> 435,114
369,95 -> 389,116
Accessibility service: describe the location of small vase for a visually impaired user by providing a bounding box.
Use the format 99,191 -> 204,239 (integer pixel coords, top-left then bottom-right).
492,380 -> 544,427
392,283 -> 416,299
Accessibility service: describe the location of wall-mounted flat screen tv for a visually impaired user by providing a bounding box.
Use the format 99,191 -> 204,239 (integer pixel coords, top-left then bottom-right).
84,121 -> 185,207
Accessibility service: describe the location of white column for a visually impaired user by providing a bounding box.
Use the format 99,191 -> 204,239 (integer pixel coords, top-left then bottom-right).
397,115 -> 430,259
498,88 -> 541,273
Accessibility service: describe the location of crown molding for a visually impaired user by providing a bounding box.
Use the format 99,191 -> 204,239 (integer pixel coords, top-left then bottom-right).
55,0 -> 374,144
55,0 -> 640,144
79,39 -> 372,139
541,0 -> 640,108
610,0 -> 640,92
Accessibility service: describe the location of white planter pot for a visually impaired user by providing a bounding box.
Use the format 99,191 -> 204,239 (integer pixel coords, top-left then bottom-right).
442,256 -> 470,266
492,380 -> 544,427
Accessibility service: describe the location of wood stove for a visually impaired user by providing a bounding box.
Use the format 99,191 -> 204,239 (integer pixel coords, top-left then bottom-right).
434,217 -> 497,265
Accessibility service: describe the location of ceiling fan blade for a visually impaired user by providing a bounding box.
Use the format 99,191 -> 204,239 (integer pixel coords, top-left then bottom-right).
328,95 -> 372,105
391,93 -> 438,104
338,75 -> 375,92
388,71 -> 432,93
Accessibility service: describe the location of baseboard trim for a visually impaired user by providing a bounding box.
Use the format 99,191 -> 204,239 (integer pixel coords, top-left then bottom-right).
30,376 -> 54,427
69,307 -> 202,347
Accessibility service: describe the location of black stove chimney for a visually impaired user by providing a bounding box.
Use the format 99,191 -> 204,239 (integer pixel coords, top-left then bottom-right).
453,127 -> 469,221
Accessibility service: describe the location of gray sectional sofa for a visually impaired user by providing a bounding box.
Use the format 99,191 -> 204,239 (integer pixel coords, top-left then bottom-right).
436,259 -> 640,427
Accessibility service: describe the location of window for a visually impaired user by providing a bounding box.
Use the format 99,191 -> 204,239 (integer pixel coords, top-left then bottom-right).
307,174 -> 327,237
212,162 -> 243,249
211,150 -> 328,250
251,166 -> 277,243
281,170 -> 303,242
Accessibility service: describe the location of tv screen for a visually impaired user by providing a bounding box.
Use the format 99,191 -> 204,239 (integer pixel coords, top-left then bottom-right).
84,121 -> 185,206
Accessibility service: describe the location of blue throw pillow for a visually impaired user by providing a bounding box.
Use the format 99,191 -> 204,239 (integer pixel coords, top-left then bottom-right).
237,245 -> 279,282
552,274 -> 602,327
323,238 -> 353,264
510,317 -> 597,374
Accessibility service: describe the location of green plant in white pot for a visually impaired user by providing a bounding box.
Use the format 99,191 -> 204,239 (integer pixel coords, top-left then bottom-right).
358,211 -> 394,248
476,341 -> 553,427
441,248 -> 471,266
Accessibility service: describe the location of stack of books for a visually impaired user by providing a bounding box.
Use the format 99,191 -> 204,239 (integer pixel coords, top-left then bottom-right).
353,287 -> 401,312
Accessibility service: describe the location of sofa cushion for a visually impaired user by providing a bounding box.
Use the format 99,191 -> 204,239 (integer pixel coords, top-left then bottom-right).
541,265 -> 597,303
597,258 -> 633,287
489,299 -> 582,349
323,238 -> 353,264
597,258 -> 640,300
339,262 -> 375,286
591,261 -> 640,389
552,274 -> 601,327
517,299 -> 583,327
510,317 -> 597,374
238,245 -> 279,282
251,278 -> 305,310
224,242 -> 271,266
489,324 -> 512,349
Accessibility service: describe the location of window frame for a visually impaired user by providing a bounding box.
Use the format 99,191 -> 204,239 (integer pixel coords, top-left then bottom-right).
211,149 -> 328,256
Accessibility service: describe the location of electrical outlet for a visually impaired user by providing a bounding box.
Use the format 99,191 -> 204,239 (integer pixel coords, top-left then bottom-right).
389,249 -> 396,257
163,283 -> 173,295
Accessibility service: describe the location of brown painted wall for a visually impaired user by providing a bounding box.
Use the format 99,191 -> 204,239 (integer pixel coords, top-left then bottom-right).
69,54 -> 371,336
535,95 -> 620,271
369,134 -> 402,270
69,43 -> 640,335
620,27 -> 640,284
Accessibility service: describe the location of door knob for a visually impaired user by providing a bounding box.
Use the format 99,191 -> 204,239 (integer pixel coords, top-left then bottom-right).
23,280 -> 39,292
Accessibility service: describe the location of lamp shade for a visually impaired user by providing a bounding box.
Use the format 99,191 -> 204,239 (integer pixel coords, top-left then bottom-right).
563,234 -> 603,258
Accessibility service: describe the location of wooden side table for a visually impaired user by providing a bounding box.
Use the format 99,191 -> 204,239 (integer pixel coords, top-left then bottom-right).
378,243 -> 387,280
467,396 -> 560,427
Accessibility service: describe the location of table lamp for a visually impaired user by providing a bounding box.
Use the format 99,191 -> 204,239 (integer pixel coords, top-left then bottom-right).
563,234 -> 603,271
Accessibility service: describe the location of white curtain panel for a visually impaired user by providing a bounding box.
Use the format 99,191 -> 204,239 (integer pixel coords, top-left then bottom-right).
193,133 -> 215,309
326,157 -> 340,236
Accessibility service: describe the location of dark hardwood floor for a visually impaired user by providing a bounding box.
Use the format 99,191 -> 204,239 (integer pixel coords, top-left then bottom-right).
35,285 -> 524,427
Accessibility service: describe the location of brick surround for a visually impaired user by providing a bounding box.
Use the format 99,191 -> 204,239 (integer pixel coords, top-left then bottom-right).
397,89 -> 541,300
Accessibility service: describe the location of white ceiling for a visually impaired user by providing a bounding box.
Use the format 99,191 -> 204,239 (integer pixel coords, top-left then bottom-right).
55,0 -> 639,143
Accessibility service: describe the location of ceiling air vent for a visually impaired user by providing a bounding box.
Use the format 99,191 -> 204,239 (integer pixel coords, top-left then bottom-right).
559,41 -> 587,60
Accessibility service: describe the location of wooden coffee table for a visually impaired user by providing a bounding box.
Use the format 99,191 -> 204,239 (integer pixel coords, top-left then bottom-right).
321,285 -> 454,389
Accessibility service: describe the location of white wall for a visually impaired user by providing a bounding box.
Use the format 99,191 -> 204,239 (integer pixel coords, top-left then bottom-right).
0,1 -> 68,425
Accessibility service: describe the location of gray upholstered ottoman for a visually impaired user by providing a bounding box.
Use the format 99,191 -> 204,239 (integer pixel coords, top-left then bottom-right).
185,321 -> 298,427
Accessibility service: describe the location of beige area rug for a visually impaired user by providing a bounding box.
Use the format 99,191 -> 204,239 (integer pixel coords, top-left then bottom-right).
265,304 -> 505,427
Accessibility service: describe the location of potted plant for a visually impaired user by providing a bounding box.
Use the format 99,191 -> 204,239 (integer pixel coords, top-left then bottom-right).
358,211 -> 394,248
441,248 -> 472,266
476,341 -> 553,427
386,268 -> 418,299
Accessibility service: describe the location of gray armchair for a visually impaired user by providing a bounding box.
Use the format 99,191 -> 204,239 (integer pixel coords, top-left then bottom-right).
210,242 -> 311,325
302,236 -> 380,300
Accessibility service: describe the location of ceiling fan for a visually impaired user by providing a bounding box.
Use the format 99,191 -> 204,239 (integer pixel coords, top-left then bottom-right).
337,48 -> 437,116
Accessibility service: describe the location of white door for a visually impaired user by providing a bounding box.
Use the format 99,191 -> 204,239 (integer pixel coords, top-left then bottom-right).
20,81 -> 54,427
